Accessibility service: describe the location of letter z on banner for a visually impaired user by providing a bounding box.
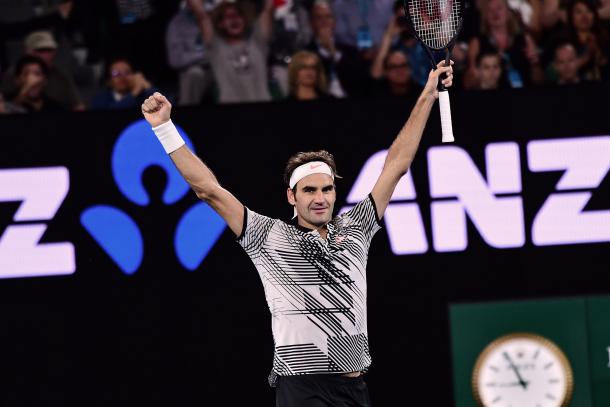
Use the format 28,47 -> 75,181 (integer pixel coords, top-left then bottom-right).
0,167 -> 75,279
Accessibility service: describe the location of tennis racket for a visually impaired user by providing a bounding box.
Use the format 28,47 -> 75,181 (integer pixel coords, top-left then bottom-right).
403,0 -> 466,143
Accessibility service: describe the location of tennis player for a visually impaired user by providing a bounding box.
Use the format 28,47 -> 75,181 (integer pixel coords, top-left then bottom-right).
141,61 -> 452,407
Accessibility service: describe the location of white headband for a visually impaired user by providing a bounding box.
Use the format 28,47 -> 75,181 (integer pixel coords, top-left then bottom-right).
289,161 -> 334,218
289,161 -> 334,189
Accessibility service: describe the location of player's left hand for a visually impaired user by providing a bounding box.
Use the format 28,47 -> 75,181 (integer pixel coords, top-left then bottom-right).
423,60 -> 454,100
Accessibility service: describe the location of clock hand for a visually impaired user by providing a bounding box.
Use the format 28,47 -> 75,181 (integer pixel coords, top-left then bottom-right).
497,381 -> 529,387
502,352 -> 529,390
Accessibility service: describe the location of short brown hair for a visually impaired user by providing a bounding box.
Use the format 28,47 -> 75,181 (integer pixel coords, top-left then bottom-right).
212,2 -> 247,30
284,150 -> 341,188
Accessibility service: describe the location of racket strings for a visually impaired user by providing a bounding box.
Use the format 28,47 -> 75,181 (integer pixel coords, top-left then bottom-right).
409,0 -> 461,49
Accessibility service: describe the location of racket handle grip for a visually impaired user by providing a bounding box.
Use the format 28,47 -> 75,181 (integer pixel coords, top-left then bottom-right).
439,90 -> 454,143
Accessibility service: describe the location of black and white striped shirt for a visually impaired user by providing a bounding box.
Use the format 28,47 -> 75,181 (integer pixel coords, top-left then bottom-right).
237,194 -> 382,379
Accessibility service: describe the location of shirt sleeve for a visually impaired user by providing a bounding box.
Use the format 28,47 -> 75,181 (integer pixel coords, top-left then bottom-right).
340,193 -> 383,243
236,206 -> 276,260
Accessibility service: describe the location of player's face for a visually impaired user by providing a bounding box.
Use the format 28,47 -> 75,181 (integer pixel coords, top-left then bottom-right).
554,45 -> 579,82
288,173 -> 336,227
297,56 -> 319,88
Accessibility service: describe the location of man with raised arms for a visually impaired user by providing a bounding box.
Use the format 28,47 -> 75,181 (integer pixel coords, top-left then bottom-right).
141,61 -> 453,407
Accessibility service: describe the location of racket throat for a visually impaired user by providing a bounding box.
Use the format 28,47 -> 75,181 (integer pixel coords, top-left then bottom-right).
437,49 -> 452,91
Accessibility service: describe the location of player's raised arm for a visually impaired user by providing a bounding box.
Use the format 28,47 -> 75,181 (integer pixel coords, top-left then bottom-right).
370,61 -> 453,219
141,92 -> 244,236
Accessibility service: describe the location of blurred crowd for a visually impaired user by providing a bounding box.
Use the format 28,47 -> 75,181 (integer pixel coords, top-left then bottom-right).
0,0 -> 608,114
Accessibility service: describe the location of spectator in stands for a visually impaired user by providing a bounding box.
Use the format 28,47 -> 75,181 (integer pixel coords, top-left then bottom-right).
370,8 -> 425,96
286,50 -> 331,101
188,0 -> 275,104
507,0 -> 542,33
565,0 -> 609,81
0,0 -> 73,72
541,0 -> 568,29
373,1 -> 431,87
305,0 -> 369,97
474,51 -> 509,89
465,0 -> 544,88
331,0 -> 395,51
166,0 -> 212,106
9,55 -> 65,113
1,30 -> 84,110
90,58 -> 157,110
371,46 -> 422,98
269,0 -> 313,97
547,40 -> 584,84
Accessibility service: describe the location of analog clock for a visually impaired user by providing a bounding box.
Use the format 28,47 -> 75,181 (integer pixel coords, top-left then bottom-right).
472,333 -> 574,407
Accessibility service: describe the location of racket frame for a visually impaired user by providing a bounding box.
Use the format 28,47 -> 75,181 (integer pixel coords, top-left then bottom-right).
402,0 -> 466,88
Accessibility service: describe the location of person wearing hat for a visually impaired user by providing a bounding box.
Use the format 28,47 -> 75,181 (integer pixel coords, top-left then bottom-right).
1,30 -> 84,111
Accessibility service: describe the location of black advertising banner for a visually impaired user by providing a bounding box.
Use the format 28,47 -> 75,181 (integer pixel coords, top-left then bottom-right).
1,85 -> 609,406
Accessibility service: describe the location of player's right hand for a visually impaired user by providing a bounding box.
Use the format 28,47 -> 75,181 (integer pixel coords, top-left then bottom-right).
423,60 -> 454,100
142,92 -> 172,128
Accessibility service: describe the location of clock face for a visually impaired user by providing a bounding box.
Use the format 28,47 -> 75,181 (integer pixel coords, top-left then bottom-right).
472,333 -> 573,407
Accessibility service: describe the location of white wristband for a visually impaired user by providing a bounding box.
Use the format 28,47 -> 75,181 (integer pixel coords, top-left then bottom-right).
152,120 -> 185,154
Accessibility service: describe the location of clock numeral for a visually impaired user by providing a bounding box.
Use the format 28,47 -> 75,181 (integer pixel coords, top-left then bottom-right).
549,378 -> 560,384
544,361 -> 554,370
533,348 -> 540,360
491,396 -> 502,404
485,382 -> 497,387
489,365 -> 500,373
546,393 -> 557,401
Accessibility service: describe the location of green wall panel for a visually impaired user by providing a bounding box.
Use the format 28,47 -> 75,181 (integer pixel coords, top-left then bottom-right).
450,298 -> 593,407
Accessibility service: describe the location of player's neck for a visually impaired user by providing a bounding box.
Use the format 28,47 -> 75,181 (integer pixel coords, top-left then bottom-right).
297,218 -> 329,239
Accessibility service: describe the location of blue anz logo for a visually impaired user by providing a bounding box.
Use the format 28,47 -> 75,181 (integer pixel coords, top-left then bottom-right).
81,120 -> 226,275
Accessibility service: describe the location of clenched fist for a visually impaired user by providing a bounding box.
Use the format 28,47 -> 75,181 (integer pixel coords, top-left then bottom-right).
141,92 -> 172,127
